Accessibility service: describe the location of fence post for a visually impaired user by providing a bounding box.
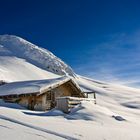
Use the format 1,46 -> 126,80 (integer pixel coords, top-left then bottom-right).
94,92 -> 96,104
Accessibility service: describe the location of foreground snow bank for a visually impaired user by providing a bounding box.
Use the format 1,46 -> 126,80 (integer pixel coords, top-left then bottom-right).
0,100 -> 140,140
66,101 -> 126,122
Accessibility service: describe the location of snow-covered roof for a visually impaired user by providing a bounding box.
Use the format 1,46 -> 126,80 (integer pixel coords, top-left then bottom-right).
0,76 -> 79,97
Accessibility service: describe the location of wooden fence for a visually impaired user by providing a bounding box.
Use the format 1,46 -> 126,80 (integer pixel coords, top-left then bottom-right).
56,96 -> 96,113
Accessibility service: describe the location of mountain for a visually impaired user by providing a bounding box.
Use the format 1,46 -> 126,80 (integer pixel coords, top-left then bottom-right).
0,35 -> 140,140
0,35 -> 75,82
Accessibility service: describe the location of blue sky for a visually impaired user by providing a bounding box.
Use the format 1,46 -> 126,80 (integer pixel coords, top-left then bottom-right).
1,0 -> 140,87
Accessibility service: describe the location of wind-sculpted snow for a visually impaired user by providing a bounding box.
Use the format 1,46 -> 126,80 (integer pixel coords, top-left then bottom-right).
0,99 -> 140,140
0,56 -> 59,82
0,114 -> 78,140
0,35 -> 75,77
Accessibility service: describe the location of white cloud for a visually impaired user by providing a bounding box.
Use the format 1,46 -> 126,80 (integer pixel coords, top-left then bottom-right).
76,30 -> 140,88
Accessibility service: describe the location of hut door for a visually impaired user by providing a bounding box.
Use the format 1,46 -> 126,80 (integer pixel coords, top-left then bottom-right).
28,96 -> 35,110
46,91 -> 55,109
46,91 -> 52,109
51,91 -> 55,108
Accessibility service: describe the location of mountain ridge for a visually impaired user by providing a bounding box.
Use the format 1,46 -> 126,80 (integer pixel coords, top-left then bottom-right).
0,35 -> 75,78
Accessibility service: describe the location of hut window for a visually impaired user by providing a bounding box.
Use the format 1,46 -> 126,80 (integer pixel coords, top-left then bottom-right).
46,91 -> 51,100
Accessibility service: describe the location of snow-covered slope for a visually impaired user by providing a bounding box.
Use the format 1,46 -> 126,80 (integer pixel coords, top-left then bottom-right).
0,80 -> 140,140
0,35 -> 75,82
0,56 -> 59,82
1,75 -> 140,140
77,75 -> 140,109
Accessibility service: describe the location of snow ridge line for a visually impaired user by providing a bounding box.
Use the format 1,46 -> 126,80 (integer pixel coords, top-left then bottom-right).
0,114 -> 78,140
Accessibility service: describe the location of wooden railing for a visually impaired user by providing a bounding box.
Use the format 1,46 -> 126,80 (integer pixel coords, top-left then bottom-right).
56,96 -> 96,113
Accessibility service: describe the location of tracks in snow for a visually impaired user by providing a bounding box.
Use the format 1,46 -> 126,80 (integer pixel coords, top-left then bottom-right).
0,114 -> 78,140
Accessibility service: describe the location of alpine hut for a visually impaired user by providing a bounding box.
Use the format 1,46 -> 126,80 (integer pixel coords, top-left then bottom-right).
0,76 -> 84,111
